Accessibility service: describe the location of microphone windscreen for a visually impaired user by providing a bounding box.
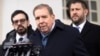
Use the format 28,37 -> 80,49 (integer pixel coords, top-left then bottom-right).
3,38 -> 14,49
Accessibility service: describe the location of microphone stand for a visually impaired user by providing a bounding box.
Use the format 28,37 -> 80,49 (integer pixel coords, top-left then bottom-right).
26,49 -> 31,56
4,48 -> 10,56
4,47 -> 17,56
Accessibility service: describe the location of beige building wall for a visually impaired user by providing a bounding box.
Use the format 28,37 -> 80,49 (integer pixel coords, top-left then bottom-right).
97,0 -> 100,25
0,0 -> 3,44
89,0 -> 100,25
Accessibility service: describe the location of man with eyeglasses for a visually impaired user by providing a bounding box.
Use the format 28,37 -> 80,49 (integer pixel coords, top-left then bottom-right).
0,10 -> 35,56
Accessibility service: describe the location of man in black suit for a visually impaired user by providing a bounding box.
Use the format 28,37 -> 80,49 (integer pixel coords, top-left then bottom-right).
32,4 -> 89,56
66,0 -> 100,56
1,10 -> 35,56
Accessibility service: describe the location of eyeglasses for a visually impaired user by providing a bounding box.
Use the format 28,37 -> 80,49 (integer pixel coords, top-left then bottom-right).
13,19 -> 27,25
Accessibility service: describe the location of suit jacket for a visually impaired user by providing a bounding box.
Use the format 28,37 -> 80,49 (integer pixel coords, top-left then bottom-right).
0,25 -> 35,56
34,20 -> 89,56
80,21 -> 100,56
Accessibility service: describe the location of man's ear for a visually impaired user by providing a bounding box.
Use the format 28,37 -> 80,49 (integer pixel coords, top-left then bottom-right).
51,14 -> 55,20
84,9 -> 89,16
27,21 -> 30,26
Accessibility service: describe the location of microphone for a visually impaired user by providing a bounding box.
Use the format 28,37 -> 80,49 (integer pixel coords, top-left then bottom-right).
3,37 -> 42,56
3,38 -> 16,56
3,38 -> 14,49
14,37 -> 32,56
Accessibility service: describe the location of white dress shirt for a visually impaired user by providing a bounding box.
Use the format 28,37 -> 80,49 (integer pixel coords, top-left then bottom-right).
16,33 -> 29,43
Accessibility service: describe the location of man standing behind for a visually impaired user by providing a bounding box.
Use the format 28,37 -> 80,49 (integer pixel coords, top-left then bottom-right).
1,10 -> 35,56
67,0 -> 100,56
33,4 -> 89,56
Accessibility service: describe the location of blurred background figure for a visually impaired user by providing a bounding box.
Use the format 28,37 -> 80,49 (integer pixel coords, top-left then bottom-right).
67,0 -> 100,56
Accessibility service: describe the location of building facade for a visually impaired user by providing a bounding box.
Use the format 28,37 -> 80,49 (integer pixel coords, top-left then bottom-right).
0,0 -> 100,44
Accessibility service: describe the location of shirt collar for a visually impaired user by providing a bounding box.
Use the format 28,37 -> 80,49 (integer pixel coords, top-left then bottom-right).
16,33 -> 27,42
72,20 -> 86,32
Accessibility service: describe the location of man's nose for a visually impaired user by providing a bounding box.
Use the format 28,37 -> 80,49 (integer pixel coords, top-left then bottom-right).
39,18 -> 44,23
17,21 -> 21,25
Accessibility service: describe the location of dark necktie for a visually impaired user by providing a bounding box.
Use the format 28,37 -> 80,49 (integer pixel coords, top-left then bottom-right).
19,37 -> 23,43
75,26 -> 80,32
42,36 -> 48,47
75,26 -> 80,30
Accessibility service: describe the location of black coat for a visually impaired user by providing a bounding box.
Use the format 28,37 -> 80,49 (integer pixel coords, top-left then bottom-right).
80,21 -> 100,56
2,25 -> 35,44
0,25 -> 35,56
33,20 -> 89,56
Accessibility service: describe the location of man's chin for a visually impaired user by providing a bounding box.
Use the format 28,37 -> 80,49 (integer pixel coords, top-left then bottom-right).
41,30 -> 48,34
17,30 -> 26,35
18,32 -> 25,35
73,19 -> 79,23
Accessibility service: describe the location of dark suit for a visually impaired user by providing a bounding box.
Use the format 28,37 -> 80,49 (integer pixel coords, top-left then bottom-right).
79,21 -> 100,56
0,25 -> 35,56
33,20 -> 89,56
